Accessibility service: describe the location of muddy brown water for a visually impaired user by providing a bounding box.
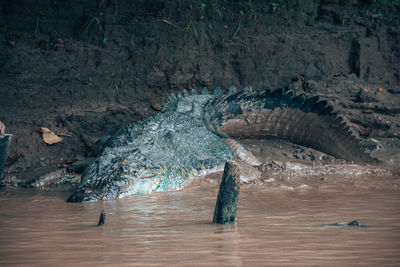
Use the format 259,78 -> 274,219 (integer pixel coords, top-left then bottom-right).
1,170 -> 400,266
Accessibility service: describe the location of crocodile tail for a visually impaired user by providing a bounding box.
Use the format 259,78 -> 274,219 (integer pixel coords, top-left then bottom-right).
209,88 -> 379,164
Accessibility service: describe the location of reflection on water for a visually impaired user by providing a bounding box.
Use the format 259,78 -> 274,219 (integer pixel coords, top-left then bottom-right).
1,172 -> 400,266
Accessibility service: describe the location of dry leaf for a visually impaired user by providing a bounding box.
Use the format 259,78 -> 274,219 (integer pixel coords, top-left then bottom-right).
38,127 -> 63,145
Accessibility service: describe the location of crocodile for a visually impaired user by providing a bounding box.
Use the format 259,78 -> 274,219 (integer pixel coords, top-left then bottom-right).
67,86 -> 378,202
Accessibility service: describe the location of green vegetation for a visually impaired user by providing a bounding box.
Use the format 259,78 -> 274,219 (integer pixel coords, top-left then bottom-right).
34,16 -> 40,35
231,23 -> 241,39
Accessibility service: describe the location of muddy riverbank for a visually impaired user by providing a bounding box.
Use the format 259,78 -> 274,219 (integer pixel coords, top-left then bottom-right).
0,0 -> 399,183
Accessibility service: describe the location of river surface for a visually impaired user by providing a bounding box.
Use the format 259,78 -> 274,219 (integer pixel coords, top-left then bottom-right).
1,169 -> 400,266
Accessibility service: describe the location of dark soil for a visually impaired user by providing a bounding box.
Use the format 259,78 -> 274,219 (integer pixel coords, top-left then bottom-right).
0,0 -> 399,183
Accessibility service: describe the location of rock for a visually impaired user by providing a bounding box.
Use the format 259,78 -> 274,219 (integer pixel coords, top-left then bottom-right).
325,219 -> 366,228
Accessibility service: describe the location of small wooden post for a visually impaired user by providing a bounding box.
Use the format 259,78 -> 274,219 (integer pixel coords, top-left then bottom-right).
213,160 -> 241,224
97,210 -> 106,226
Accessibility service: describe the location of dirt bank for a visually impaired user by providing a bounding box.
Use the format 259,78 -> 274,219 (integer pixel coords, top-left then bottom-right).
0,0 -> 399,183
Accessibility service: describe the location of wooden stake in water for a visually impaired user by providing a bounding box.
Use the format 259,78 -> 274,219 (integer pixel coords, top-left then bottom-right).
213,160 -> 241,224
97,211 -> 105,226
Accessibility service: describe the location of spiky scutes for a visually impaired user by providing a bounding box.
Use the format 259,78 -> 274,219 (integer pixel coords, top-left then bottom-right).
205,88 -> 378,164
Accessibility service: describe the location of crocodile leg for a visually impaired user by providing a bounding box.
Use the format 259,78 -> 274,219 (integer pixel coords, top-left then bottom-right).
222,138 -> 262,166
